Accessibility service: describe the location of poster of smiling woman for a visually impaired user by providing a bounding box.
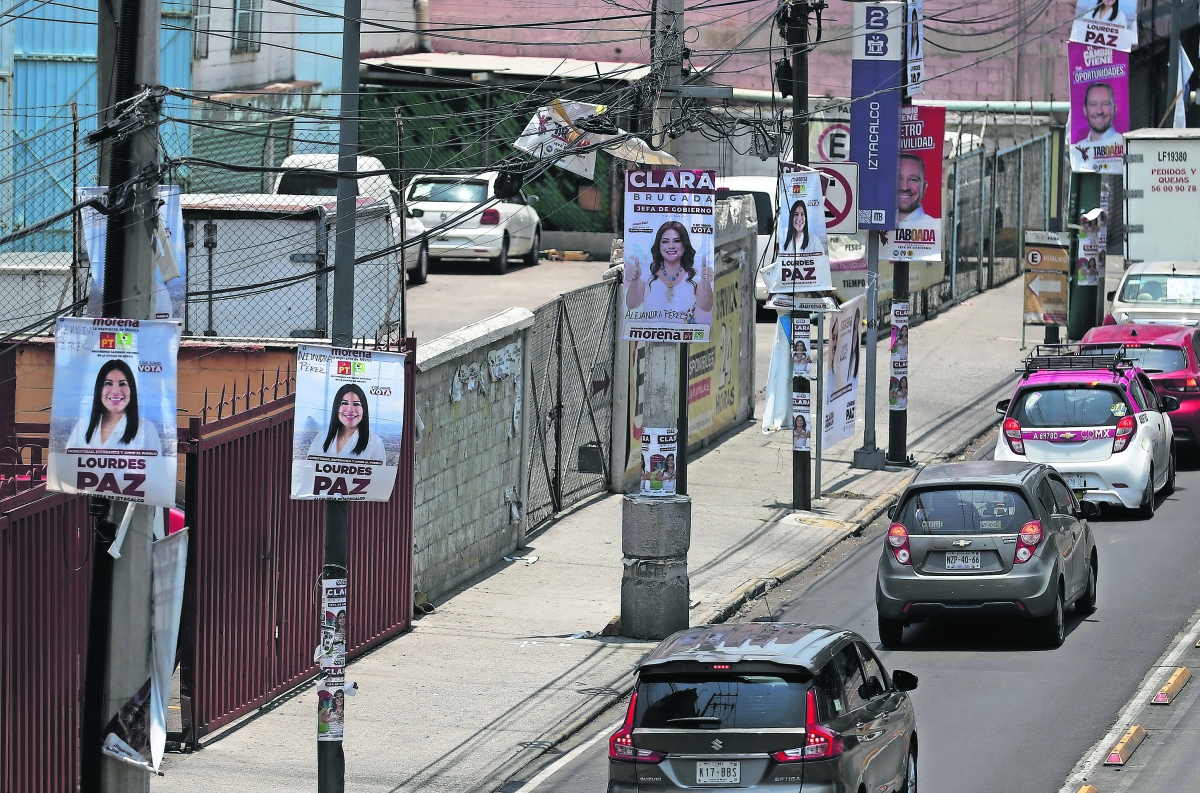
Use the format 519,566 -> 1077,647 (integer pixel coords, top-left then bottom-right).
47,317 -> 180,507
621,169 -> 716,343
291,344 -> 406,501
1070,0 -> 1136,52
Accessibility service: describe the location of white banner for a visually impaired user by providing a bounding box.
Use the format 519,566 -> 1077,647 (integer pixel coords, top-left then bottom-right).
620,169 -> 716,343
318,577 -> 347,742
291,345 -> 406,501
906,0 -> 925,96
47,318 -> 180,507
513,99 -> 605,179
150,529 -> 187,771
792,316 -> 813,380
792,391 -> 812,452
823,295 -> 865,446
1070,0 -> 1136,51
889,301 -> 910,411
768,168 -> 832,292
640,427 -> 679,496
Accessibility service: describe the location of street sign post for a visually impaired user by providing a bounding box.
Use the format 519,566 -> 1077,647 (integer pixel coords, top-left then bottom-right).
1022,231 -> 1071,348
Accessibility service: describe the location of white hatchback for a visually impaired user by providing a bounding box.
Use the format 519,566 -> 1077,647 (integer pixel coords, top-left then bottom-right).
406,172 -> 541,274
1106,260 -> 1200,325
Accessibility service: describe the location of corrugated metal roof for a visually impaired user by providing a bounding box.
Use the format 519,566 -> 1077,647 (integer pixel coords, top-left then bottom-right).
361,52 -> 650,83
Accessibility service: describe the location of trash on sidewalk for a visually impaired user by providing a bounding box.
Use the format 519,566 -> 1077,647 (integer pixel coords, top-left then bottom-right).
504,554 -> 539,565
570,630 -> 600,639
413,590 -> 436,616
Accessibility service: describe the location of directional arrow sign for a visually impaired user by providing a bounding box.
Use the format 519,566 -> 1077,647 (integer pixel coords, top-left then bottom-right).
815,163 -> 859,235
1028,274 -> 1064,295
1023,272 -> 1068,325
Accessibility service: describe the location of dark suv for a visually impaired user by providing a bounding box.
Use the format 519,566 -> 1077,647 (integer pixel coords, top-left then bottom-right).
608,623 -> 919,792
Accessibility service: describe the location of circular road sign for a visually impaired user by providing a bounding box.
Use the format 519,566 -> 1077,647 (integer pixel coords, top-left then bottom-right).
1026,249 -> 1043,267
817,166 -> 854,231
817,123 -> 851,162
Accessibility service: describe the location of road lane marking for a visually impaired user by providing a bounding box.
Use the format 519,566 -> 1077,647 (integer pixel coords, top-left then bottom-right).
1059,600 -> 1200,792
513,718 -> 622,793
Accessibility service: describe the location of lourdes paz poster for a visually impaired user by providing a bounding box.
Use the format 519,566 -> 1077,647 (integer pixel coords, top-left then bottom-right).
291,345 -> 405,501
1070,0 -> 1136,52
768,167 -> 832,293
47,317 -> 180,507
823,294 -> 866,447
881,105 -> 945,262
80,186 -> 186,320
621,169 -> 716,343
1068,42 -> 1129,173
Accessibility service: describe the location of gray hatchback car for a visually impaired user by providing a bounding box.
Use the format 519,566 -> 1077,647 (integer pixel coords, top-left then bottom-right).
876,461 -> 1099,649
608,623 -> 919,793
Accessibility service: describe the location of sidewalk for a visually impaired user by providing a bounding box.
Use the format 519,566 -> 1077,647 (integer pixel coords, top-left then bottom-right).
155,276 -> 1027,793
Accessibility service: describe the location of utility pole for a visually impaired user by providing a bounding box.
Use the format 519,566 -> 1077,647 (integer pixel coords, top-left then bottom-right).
85,0 -> 160,785
318,0 -> 359,785
619,0 -> 690,641
787,0 -> 813,510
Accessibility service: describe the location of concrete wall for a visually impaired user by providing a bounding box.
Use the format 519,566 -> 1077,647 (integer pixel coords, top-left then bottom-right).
412,308 -> 533,601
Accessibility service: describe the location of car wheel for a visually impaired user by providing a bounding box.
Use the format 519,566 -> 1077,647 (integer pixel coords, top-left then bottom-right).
1163,446 -> 1177,496
1038,586 -> 1065,648
1138,465 -> 1156,519
901,745 -> 917,793
523,228 -> 541,267
491,235 -> 510,275
878,614 -> 904,649
1077,556 -> 1098,616
408,243 -> 429,285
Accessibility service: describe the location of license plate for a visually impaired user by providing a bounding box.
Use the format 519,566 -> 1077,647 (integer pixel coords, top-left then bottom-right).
1064,474 -> 1086,489
946,551 -> 981,570
697,761 -> 741,784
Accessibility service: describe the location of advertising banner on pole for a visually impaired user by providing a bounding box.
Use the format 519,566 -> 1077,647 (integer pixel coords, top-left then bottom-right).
1070,0 -> 1136,52
47,317 -> 180,507
1077,183 -> 1110,286
793,315 -> 813,380
1023,231 -> 1071,326
850,1 -> 904,230
793,392 -> 812,451
621,169 -> 717,342
1068,42 -> 1129,173
889,302 -> 909,411
291,345 -> 406,501
513,99 -> 605,179
823,294 -> 865,446
640,427 -> 678,496
906,0 -> 925,96
882,105 -> 945,262
318,577 -> 347,741
768,167 -> 832,292
80,186 -> 186,320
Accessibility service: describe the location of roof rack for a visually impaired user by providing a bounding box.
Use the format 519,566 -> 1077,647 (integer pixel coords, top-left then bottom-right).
1019,343 -> 1135,375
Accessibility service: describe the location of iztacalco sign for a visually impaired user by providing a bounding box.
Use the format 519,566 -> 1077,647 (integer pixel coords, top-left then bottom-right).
849,2 -> 904,231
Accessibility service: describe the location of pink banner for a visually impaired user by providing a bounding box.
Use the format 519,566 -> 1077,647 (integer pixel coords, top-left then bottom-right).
1068,42 -> 1129,173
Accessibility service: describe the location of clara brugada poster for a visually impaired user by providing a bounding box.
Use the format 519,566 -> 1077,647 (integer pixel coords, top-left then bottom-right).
47,317 -> 180,507
291,345 -> 405,501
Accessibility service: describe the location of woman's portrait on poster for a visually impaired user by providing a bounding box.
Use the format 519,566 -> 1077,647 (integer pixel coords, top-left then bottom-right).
308,383 -> 387,463
782,201 -> 824,255
66,359 -> 162,452
624,220 -> 715,325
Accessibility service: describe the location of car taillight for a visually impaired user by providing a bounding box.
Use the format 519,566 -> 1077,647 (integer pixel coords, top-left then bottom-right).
887,523 -> 912,565
480,208 -> 500,225
771,689 -> 844,762
1181,377 -> 1200,393
609,692 -> 664,763
1014,520 -> 1042,564
1113,415 -> 1137,453
1003,417 -> 1025,455
1102,313 -> 1117,326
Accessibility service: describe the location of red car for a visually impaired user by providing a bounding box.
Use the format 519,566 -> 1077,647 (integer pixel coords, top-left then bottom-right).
1081,324 -> 1200,449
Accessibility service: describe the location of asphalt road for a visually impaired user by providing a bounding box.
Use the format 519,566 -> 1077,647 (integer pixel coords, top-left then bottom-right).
503,461 -> 1200,793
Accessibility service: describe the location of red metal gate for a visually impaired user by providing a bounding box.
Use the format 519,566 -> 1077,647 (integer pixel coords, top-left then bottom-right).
178,340 -> 416,742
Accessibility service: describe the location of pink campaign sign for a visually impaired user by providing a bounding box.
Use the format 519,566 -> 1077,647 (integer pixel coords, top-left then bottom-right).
1068,42 -> 1129,173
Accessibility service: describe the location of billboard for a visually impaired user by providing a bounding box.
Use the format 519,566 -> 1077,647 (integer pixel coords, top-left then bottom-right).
881,105 -> 945,262
823,294 -> 866,447
849,1 -> 905,230
768,168 -> 832,293
1068,42 -> 1129,173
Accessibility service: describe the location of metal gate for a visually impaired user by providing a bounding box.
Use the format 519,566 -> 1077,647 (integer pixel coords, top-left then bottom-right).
526,280 -> 618,528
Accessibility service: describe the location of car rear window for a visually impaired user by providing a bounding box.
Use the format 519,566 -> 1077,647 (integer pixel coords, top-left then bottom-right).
1119,273 -> 1200,304
1012,386 -> 1128,428
898,488 -> 1036,535
409,179 -> 488,203
277,172 -> 338,196
635,674 -> 809,729
1082,344 -> 1188,374
716,190 -> 773,236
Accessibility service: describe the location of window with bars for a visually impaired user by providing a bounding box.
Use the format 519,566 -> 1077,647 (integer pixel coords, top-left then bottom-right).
193,0 -> 210,58
231,0 -> 262,54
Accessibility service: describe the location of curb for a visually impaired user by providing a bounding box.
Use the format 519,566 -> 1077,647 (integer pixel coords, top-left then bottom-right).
694,472 -> 917,626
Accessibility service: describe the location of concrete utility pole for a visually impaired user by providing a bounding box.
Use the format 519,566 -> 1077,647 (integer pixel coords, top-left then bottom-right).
787,0 -> 812,510
620,0 -> 690,640
319,0 -> 359,786
84,0 -> 160,785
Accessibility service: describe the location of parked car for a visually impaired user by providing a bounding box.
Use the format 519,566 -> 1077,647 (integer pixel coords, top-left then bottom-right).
608,622 -> 919,793
1105,260 -> 1200,326
716,177 -> 776,314
1081,323 -> 1200,449
404,171 -> 541,274
993,345 -> 1177,517
272,153 -> 430,284
876,460 -> 1099,649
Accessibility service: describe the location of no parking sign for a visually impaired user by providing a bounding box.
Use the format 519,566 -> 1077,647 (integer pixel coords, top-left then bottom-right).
816,163 -> 859,235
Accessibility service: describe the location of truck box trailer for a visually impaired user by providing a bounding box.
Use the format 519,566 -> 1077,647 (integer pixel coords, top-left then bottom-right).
1124,128 -> 1200,265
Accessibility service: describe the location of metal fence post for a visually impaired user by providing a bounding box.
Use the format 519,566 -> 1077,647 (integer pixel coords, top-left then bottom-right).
977,150 -> 985,293
1043,137 -> 1050,230
950,159 -> 960,300
1017,148 -> 1025,272
988,151 -> 998,289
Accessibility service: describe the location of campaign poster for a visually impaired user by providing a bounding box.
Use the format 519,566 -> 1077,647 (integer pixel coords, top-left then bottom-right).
101,678 -> 153,770
850,1 -> 904,230
621,169 -> 716,342
640,427 -> 678,497
1077,185 -> 1110,286
1070,0 -> 1136,52
793,316 -> 813,380
792,392 -> 812,452
889,302 -> 910,411
882,105 -> 945,262
513,99 -> 606,179
906,0 -> 925,96
1068,42 -> 1129,173
318,577 -> 347,742
823,294 -> 865,446
684,262 -> 741,442
80,185 -> 186,320
770,167 -> 832,292
47,317 -> 179,507
291,345 -> 406,501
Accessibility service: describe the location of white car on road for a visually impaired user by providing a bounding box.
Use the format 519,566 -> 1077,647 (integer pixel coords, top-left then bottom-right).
405,172 -> 542,274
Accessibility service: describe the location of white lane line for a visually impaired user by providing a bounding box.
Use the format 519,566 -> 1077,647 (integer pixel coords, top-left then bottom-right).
513,718 -> 622,793
1058,600 -> 1200,793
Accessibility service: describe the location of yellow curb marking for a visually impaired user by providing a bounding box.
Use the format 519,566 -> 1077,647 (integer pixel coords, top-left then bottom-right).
1152,666 -> 1191,705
